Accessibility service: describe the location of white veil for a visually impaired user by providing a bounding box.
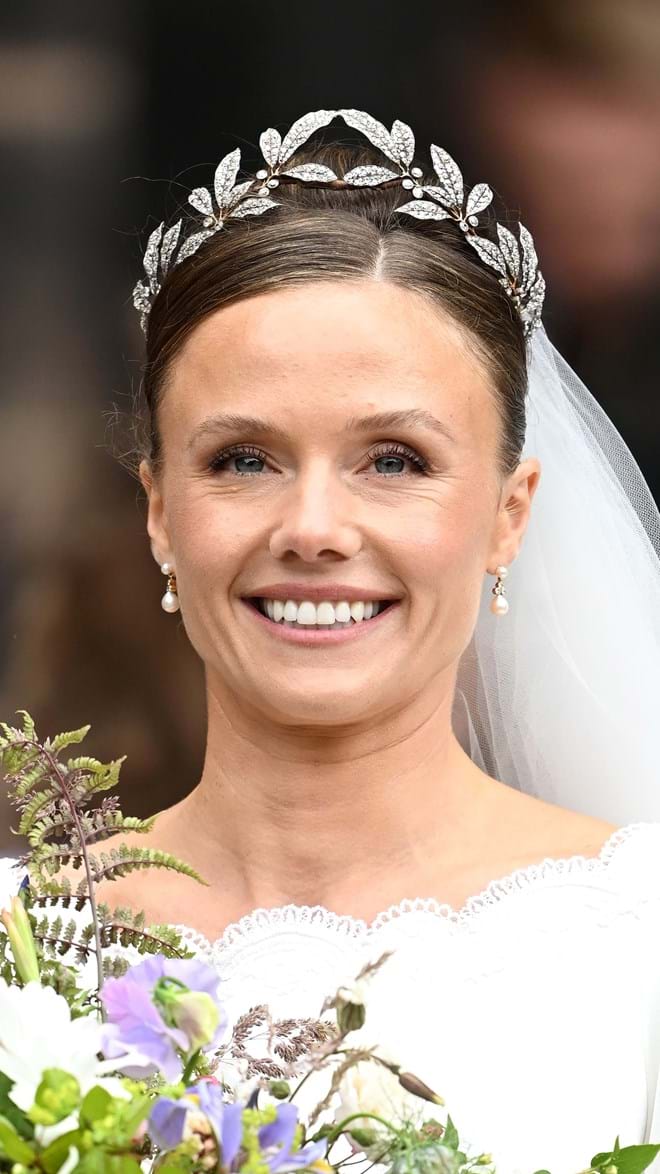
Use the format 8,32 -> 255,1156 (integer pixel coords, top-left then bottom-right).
453,324 -> 660,824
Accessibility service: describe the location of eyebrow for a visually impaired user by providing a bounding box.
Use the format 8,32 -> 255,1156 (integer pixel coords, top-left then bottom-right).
187,408 -> 457,450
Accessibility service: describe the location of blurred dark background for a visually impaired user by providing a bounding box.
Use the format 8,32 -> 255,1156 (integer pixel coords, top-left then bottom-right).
1,0 -> 659,851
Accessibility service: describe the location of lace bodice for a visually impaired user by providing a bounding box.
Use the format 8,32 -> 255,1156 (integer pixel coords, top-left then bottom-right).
2,821 -> 660,1174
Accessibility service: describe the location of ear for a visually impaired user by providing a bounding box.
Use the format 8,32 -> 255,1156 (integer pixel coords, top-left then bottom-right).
139,458 -> 174,567
487,457 -> 541,574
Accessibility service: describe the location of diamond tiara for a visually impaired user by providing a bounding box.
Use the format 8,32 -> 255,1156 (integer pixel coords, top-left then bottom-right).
133,107 -> 545,339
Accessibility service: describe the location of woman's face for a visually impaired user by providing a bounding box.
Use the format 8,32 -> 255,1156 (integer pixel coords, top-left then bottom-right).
141,280 -> 539,725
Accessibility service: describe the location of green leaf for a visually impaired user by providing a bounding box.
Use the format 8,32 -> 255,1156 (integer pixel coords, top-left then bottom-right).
0,1114 -> 37,1163
0,1073 -> 34,1138
77,1152 -> 141,1174
80,1086 -> 113,1126
41,1129 -> 84,1174
605,1145 -> 660,1174
442,1115 -> 459,1150
49,727 -> 92,753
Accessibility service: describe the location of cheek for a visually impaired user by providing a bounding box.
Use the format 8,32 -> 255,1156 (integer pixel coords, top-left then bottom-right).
402,497 -> 492,652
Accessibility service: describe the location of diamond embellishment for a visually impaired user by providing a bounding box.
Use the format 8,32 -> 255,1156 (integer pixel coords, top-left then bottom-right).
133,108 -> 545,340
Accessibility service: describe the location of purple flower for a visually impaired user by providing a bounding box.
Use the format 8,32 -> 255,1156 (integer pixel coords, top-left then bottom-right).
149,1080 -> 243,1168
259,1103 -> 328,1172
149,1097 -> 190,1149
100,955 -> 228,1082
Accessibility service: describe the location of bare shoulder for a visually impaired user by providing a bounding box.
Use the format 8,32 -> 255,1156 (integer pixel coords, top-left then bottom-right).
483,778 -> 620,865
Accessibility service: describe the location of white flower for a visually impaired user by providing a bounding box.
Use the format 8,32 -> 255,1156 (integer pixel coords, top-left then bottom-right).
335,1054 -> 426,1144
336,979 -> 370,1006
0,978 -> 133,1115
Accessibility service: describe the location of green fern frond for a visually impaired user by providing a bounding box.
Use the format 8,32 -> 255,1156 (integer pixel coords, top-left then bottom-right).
86,845 -> 206,888
103,955 -> 130,979
83,812 -> 157,846
12,760 -> 50,801
46,726 -> 91,753
16,710 -> 36,741
18,787 -> 63,836
27,809 -> 76,845
100,919 -> 192,959
67,755 -> 126,798
2,710 -> 207,997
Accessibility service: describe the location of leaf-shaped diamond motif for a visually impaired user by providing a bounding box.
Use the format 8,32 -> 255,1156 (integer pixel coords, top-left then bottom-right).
132,108 -> 545,339
259,127 -> 282,168
343,165 -> 400,186
132,279 -> 151,312
430,146 -> 464,205
465,235 -> 508,278
175,228 -> 215,266
496,225 -> 521,275
396,200 -> 452,221
422,185 -> 456,209
518,223 -> 538,294
143,222 -> 164,290
189,187 -> 214,217
281,164 -> 338,182
465,183 -> 493,218
227,180 -> 257,209
390,119 -> 415,167
279,110 -> 337,165
161,220 -> 182,274
214,148 -> 242,210
230,197 -> 279,219
339,109 -> 398,164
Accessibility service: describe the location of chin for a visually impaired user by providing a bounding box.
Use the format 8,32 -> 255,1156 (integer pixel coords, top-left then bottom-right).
252,676 -> 390,725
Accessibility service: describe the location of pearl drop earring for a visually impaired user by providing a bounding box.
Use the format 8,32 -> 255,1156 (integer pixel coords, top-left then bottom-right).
490,565 -> 509,616
160,562 -> 180,613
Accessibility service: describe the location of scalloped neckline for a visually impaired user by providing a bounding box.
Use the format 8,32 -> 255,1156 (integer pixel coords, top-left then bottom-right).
172,820 -> 653,955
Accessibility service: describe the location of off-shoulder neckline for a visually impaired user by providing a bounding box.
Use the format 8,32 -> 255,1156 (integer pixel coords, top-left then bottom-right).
1,821 -> 656,956
169,820 -> 659,956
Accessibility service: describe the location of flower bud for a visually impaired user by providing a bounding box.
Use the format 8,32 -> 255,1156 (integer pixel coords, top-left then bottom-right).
337,1001 -> 366,1033
348,1127 -> 380,1148
397,1071 -> 445,1106
268,1080 -> 291,1100
1,896 -> 40,985
169,992 -> 221,1051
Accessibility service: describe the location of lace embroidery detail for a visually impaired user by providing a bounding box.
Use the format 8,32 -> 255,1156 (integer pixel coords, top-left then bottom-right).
170,821 -> 657,957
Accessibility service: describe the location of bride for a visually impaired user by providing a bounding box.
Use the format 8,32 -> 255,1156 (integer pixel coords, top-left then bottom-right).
2,110 -> 660,1174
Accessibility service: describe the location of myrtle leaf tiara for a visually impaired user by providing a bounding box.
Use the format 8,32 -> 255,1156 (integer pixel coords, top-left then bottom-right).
133,107 -> 545,339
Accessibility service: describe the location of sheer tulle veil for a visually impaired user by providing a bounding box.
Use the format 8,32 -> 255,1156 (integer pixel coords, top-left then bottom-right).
453,324 -> 660,824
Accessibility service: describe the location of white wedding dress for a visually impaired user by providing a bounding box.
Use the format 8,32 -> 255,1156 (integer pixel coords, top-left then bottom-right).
2,821 -> 660,1174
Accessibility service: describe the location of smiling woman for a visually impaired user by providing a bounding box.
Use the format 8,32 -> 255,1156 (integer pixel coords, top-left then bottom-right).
19,109 -> 660,1173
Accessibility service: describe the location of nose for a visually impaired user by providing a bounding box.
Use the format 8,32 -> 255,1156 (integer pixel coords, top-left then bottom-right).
268,463 -> 362,563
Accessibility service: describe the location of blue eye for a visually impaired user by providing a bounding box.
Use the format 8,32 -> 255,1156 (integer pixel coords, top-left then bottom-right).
208,445 -> 268,475
207,442 -> 429,477
367,443 -> 429,476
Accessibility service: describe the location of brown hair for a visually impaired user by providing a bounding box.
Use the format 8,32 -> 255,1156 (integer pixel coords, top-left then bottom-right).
137,141 -> 528,480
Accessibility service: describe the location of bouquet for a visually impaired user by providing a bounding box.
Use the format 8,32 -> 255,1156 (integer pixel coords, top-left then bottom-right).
0,711 -> 657,1174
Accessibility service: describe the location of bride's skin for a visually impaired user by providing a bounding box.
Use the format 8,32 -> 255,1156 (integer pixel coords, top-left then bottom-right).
113,280 -> 615,934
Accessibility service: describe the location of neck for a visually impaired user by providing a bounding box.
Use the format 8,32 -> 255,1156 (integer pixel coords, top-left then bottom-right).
161,674 -> 501,921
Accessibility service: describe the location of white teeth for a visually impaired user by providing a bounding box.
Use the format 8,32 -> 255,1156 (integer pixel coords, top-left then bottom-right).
316,602 -> 336,625
258,598 -> 388,626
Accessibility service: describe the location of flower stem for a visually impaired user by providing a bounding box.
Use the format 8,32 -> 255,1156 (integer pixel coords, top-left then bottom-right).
181,1048 -> 202,1086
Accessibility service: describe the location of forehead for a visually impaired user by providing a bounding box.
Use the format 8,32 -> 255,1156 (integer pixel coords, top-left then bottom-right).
162,280 -> 499,447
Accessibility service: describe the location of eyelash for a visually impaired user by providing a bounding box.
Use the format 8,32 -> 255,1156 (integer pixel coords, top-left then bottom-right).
206,442 -> 430,477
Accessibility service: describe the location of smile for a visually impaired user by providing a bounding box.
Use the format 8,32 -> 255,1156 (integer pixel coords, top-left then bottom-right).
240,598 -> 401,644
